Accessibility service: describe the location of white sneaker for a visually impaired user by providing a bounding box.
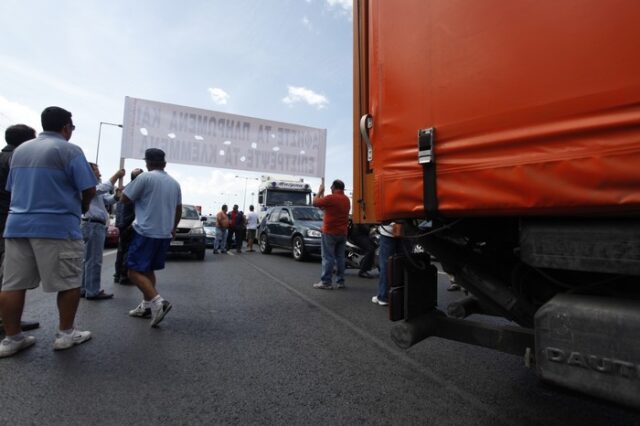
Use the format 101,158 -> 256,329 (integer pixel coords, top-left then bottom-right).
0,336 -> 36,358
53,329 -> 92,351
150,300 -> 172,327
129,303 -> 152,318
371,296 -> 389,306
312,282 -> 333,290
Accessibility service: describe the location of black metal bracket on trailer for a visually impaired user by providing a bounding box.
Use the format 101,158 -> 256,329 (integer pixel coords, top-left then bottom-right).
391,311 -> 535,358
387,252 -> 535,359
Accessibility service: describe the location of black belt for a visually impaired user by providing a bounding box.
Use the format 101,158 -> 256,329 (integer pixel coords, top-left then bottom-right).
82,218 -> 106,225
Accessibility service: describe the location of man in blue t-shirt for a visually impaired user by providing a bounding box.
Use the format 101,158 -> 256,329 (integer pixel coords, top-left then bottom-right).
122,148 -> 182,327
0,106 -> 97,358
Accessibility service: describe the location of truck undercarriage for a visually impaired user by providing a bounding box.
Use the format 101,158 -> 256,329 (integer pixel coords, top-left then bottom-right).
412,218 -> 640,325
387,219 -> 640,406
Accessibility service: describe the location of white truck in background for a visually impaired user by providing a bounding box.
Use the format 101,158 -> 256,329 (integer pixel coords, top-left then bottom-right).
257,176 -> 313,218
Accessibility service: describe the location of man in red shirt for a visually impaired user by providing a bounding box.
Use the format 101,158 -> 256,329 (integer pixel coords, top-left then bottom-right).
312,179 -> 351,289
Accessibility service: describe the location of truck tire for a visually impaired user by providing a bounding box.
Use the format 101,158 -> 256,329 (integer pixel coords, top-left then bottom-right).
292,236 -> 306,261
259,234 -> 272,254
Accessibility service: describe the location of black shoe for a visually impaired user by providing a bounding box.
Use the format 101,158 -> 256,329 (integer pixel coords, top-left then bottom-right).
119,277 -> 132,285
20,320 -> 40,331
358,271 -> 374,279
0,319 -> 40,332
86,290 -> 114,300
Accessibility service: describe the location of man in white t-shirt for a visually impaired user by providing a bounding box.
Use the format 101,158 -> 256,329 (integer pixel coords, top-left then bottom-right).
245,205 -> 259,252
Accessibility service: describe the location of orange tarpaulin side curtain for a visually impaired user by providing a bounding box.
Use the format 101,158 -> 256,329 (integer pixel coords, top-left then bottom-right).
357,0 -> 640,221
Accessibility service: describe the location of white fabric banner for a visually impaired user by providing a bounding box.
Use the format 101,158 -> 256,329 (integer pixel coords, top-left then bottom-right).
121,97 -> 326,177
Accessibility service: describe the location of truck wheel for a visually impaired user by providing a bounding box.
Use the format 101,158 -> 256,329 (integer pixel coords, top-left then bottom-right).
259,234 -> 272,254
292,236 -> 306,261
195,250 -> 205,260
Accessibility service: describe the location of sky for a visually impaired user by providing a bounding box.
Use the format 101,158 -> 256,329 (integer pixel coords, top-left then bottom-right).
0,0 -> 353,215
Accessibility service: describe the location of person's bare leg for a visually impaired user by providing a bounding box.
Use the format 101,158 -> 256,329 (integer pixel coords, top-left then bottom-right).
128,270 -> 158,300
0,289 -> 26,336
57,288 -> 81,331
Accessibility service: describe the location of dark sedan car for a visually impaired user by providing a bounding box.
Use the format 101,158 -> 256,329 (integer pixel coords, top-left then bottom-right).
257,206 -> 323,261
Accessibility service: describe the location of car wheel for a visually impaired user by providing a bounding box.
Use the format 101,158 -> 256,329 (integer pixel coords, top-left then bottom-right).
195,250 -> 205,260
292,235 -> 306,261
259,233 -> 272,254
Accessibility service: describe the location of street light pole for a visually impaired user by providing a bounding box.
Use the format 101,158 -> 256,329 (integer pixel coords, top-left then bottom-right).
96,121 -> 123,164
242,178 -> 248,212
236,176 -> 259,211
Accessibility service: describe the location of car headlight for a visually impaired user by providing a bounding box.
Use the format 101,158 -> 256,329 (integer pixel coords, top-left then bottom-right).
306,229 -> 321,237
189,227 -> 204,235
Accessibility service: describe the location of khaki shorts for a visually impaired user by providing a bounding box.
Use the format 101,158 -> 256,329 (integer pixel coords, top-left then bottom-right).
2,238 -> 84,293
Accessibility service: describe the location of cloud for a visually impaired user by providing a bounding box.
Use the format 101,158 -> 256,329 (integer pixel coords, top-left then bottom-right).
325,0 -> 353,19
282,86 -> 329,109
208,87 -> 230,105
0,95 -> 41,132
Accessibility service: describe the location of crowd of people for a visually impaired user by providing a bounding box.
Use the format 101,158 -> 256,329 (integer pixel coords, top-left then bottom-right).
0,107 -> 451,360
212,203 -> 258,254
207,177 -> 403,308
0,106 -> 182,358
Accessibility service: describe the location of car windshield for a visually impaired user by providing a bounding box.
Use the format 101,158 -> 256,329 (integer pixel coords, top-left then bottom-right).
266,190 -> 309,206
182,205 -> 200,219
292,207 -> 323,221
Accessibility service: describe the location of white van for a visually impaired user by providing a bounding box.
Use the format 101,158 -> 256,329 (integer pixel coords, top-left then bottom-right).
168,204 -> 206,260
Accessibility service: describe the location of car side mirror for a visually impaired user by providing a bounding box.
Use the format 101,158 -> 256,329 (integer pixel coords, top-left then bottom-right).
279,217 -> 291,224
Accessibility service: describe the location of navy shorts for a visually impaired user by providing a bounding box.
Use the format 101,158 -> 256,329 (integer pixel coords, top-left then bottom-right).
127,231 -> 172,272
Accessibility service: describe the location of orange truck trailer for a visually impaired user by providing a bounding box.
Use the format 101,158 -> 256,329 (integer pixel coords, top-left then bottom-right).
353,0 -> 640,407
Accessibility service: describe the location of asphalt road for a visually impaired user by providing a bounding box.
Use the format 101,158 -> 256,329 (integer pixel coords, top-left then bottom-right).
0,247 -> 637,425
